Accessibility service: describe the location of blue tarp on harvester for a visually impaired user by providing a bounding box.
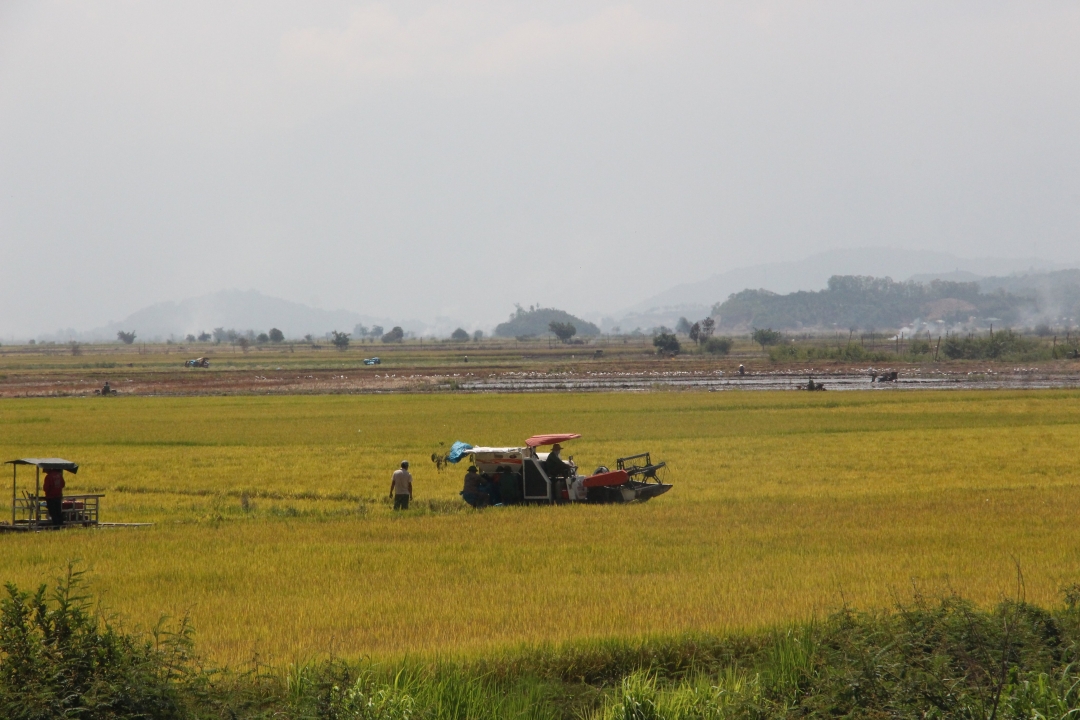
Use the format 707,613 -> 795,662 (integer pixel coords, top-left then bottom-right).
447,441 -> 473,464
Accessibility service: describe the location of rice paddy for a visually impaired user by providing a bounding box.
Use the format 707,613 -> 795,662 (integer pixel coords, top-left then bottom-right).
1,389 -> 1079,665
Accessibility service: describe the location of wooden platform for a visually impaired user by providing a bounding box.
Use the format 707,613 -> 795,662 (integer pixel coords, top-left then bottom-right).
0,522 -> 152,533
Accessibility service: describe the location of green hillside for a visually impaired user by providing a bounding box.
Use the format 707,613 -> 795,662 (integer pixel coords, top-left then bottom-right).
494,306 -> 601,338
713,275 -> 1032,330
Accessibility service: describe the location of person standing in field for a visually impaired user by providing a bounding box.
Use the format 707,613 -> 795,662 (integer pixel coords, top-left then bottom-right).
43,469 -> 65,527
461,465 -> 485,507
390,460 -> 412,510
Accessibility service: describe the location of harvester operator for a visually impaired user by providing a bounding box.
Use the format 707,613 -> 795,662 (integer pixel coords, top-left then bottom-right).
544,443 -> 573,479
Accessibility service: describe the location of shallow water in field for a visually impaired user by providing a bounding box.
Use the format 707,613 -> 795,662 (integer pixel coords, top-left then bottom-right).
459,369 -> 1080,393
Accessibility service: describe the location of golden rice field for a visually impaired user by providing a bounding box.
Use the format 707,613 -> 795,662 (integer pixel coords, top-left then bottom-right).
1,389 -> 1079,666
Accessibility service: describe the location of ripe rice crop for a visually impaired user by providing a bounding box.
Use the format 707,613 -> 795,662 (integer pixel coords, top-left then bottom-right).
1,390 -> 1078,665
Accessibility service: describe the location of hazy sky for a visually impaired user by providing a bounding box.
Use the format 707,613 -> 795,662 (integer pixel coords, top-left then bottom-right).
2,1 -> 1078,336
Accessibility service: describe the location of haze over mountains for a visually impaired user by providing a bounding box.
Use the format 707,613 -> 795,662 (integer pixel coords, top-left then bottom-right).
26,249 -> 1078,343
37,290 -> 470,344
605,248 -> 1070,331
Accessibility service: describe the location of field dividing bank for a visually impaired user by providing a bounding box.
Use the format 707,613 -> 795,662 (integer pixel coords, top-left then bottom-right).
1,390 -> 1079,664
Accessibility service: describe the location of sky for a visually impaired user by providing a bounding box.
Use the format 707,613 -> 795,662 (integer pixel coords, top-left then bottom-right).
2,1 -> 1078,337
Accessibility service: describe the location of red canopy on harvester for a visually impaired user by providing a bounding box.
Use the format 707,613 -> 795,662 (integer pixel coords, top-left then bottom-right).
525,433 -> 581,447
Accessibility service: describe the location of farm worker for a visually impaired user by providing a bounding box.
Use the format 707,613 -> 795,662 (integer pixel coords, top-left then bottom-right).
390,461 -> 412,511
461,465 -> 485,507
544,443 -> 572,479
43,469 -> 65,527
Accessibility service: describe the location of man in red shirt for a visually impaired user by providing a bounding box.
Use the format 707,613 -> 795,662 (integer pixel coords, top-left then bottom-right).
43,469 -> 65,527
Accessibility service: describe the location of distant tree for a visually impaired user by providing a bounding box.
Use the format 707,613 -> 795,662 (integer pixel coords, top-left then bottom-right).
197,331 -> 211,342
472,329 -> 484,342
370,325 -> 384,339
451,328 -> 470,342
549,321 -> 577,343
184,334 -> 196,342
676,317 -> 693,335
752,327 -> 782,352
237,336 -> 250,353
1034,323 -> 1053,337
256,333 -> 270,344
381,326 -> 404,343
695,317 -> 712,343
69,341 -> 82,356
269,328 -> 284,343
225,329 -> 239,343
689,322 -> 701,344
117,330 -> 136,344
704,336 -> 733,355
212,328 -> 227,344
330,330 -> 350,350
653,332 -> 680,355
303,334 -> 315,344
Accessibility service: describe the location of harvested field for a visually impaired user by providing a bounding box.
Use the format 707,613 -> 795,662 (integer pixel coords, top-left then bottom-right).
2,341 -> 1079,397
1,389 -> 1079,665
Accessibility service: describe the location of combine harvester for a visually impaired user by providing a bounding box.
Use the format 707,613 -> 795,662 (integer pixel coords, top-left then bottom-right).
450,433 -> 671,505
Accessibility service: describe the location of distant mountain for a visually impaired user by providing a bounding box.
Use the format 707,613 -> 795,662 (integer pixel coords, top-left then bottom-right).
621,248 -> 1071,316
494,307 -> 600,338
36,289 -> 509,343
596,304 -> 711,336
713,275 -> 1034,331
47,290 -> 392,342
710,268 -> 1080,332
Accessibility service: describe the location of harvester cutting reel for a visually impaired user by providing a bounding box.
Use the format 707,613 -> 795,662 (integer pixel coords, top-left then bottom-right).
615,453 -> 667,483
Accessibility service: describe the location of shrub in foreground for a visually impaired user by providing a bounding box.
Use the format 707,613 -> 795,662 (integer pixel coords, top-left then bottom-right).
0,566 -> 189,720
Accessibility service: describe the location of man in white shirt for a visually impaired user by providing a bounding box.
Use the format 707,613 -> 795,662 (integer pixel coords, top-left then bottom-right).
390,460 -> 413,510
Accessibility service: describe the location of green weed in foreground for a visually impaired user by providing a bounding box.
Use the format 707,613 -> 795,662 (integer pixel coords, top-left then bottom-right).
4,570 -> 1080,719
